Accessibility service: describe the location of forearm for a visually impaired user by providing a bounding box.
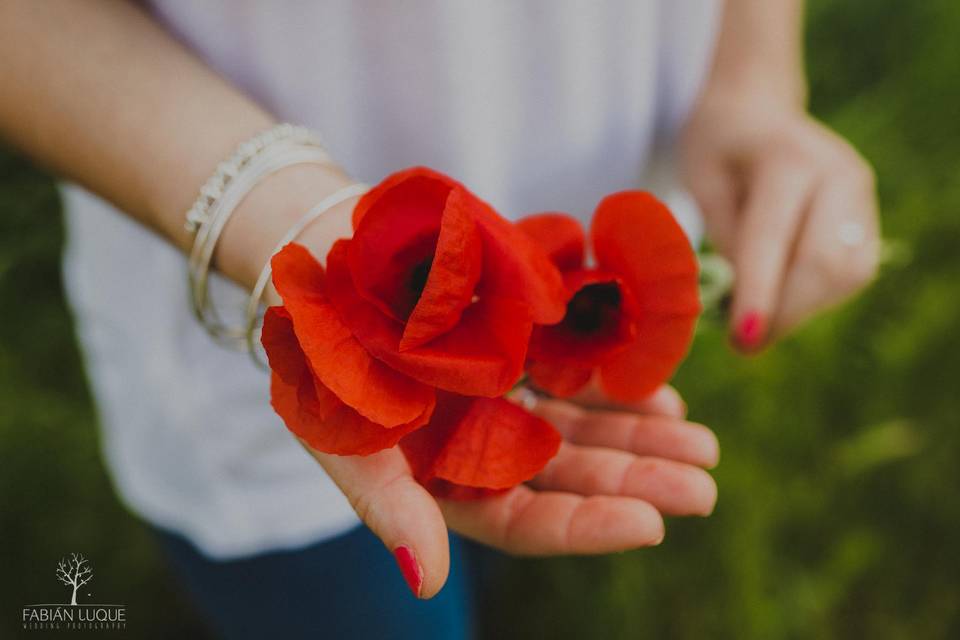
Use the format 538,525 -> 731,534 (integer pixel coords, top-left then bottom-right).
704,0 -> 807,106
0,0 -> 353,290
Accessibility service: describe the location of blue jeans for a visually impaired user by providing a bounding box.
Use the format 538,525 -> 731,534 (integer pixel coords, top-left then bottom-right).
156,525 -> 475,639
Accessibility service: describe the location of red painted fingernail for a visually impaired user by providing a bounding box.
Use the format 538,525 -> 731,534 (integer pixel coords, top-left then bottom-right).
735,311 -> 766,350
393,545 -> 423,598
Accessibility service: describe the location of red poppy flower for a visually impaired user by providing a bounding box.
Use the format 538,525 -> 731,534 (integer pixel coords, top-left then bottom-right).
324,166 -> 567,397
262,167 -> 568,476
519,191 -> 701,402
399,391 -> 561,500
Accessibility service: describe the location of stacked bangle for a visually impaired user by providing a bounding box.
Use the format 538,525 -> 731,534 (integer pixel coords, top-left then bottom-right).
184,123 -> 353,354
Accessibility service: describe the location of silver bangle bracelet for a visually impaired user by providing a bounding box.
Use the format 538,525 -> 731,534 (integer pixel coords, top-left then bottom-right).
244,182 -> 370,368
185,127 -> 334,346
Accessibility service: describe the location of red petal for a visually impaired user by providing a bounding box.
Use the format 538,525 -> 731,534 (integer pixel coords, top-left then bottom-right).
271,244 -> 435,428
400,392 -> 561,494
599,313 -> 697,401
467,199 -> 567,325
516,213 -> 585,271
527,361 -> 594,398
348,170 -> 451,320
591,191 -> 700,401
352,166 -> 456,230
262,309 -> 428,455
400,188 -> 483,351
326,239 -> 532,396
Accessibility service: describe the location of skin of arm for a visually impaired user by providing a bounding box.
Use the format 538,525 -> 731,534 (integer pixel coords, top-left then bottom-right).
0,0 -> 720,597
681,0 -> 881,352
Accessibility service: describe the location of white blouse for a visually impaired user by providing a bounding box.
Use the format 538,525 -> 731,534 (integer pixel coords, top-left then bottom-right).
61,0 -> 720,559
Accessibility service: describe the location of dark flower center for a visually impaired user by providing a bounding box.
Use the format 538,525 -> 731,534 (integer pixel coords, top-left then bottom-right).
409,258 -> 433,298
565,282 -> 622,334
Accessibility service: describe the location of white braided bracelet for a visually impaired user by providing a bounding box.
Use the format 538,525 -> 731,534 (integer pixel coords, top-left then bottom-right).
184,123 -> 323,233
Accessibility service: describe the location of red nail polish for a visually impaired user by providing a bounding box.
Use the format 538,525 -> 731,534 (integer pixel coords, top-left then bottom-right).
735,311 -> 766,350
393,545 -> 423,598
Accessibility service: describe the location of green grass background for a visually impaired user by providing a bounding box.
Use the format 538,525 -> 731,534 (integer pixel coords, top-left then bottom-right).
2,1 -> 959,637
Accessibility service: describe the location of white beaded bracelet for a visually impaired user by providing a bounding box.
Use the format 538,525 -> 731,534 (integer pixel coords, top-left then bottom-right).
185,126 -> 334,346
244,182 -> 370,368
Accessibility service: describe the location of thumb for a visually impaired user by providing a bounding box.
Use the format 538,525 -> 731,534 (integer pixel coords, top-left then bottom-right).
304,444 -> 450,599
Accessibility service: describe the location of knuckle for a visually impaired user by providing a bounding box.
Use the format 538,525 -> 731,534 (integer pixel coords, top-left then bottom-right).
811,245 -> 878,291
830,152 -> 876,192
849,244 -> 881,285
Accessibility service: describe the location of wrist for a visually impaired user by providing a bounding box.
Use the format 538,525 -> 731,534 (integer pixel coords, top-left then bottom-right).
216,162 -> 357,292
701,63 -> 807,112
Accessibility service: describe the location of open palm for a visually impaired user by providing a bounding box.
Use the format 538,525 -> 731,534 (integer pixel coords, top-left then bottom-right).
303,382 -> 719,598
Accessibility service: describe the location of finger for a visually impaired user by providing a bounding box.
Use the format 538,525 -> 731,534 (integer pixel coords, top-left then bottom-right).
771,170 -> 880,338
683,157 -> 740,256
440,486 -> 665,555
530,443 -> 717,516
533,398 -> 719,469
568,378 -> 687,418
730,160 -> 817,353
305,444 -> 449,599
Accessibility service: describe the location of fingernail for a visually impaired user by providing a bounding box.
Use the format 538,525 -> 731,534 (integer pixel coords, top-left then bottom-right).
393,545 -> 423,598
734,311 -> 766,351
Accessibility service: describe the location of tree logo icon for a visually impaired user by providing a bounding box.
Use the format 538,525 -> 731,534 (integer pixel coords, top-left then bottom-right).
55,553 -> 93,606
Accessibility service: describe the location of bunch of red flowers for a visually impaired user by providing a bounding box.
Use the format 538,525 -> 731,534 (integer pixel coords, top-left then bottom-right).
262,167 -> 699,499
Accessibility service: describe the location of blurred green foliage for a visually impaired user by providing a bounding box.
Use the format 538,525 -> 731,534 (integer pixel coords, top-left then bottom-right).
1,1 -> 959,638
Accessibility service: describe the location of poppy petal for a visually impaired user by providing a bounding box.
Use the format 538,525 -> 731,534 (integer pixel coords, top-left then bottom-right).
326,239 -> 532,396
348,169 -> 452,320
591,191 -> 700,401
351,166 -> 457,230
271,245 -> 436,428
527,361 -> 595,398
467,198 -> 567,324
262,309 -> 428,456
400,188 -> 483,351
400,392 -> 562,493
599,313 -> 698,401
516,213 -> 586,271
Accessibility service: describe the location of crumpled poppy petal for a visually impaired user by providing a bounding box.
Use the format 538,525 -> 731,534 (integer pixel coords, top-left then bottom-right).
591,191 -> 701,316
326,239 -> 532,396
468,198 -> 568,325
528,269 -> 638,367
527,361 -> 594,398
262,308 -> 427,455
400,188 -> 483,351
516,212 -> 586,271
599,313 -> 697,401
348,168 -> 452,320
591,191 -> 700,401
271,244 -> 436,428
400,392 -> 561,494
352,166 -> 457,230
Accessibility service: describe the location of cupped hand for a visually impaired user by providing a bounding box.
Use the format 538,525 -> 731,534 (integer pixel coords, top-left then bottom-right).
680,90 -> 881,352
302,383 -> 719,598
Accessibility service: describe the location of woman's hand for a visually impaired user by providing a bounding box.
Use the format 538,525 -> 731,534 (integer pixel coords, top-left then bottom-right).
680,89 -> 881,353
302,383 -> 719,598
